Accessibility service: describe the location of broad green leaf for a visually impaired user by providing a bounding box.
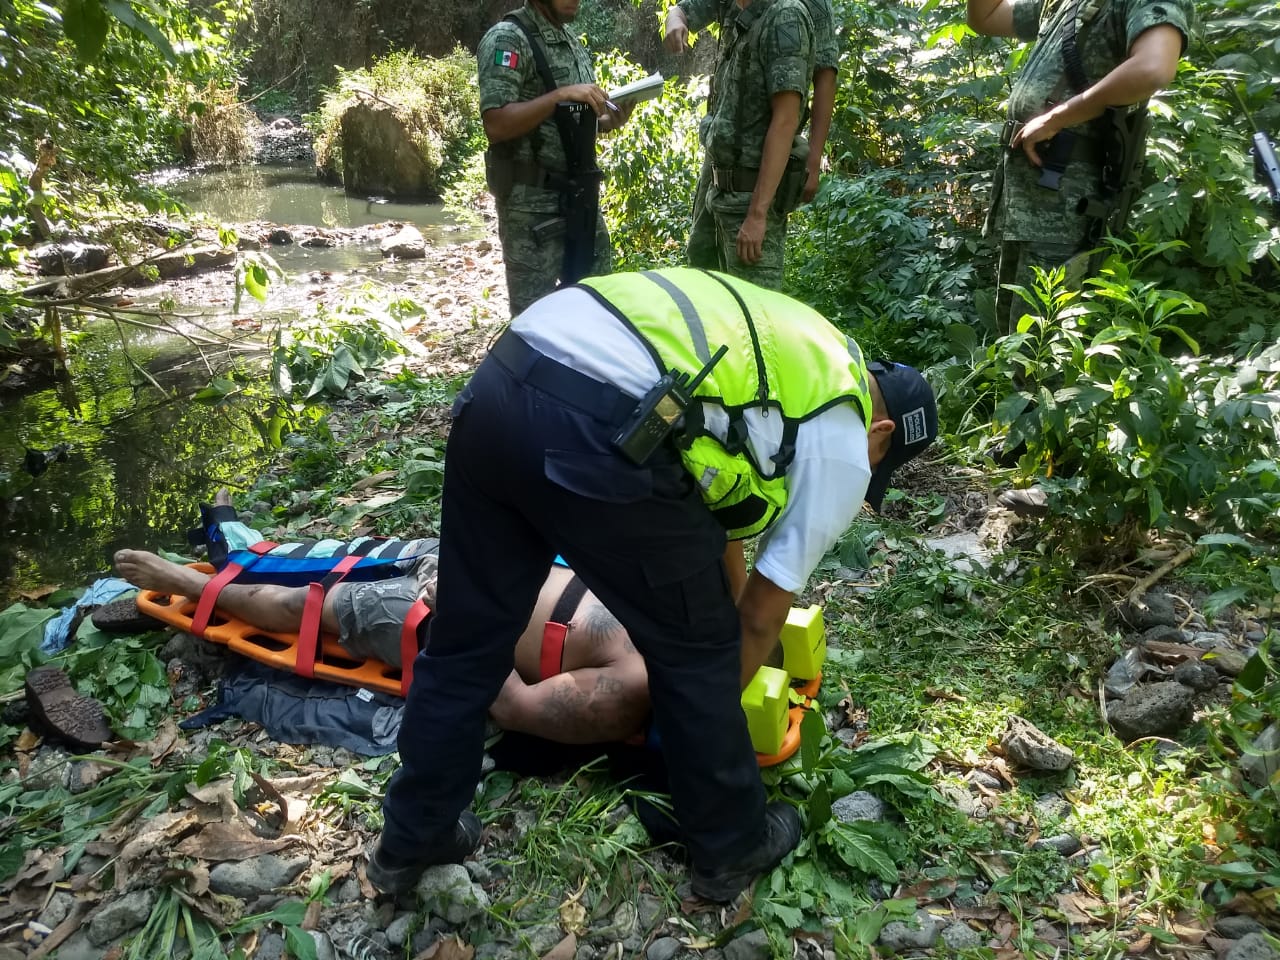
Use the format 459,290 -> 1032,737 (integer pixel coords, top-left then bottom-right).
104,0 -> 177,62
283,926 -> 318,960
0,603 -> 56,661
62,0 -> 110,61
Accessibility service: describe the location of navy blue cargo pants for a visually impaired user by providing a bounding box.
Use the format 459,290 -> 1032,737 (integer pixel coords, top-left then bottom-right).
379,332 -> 767,871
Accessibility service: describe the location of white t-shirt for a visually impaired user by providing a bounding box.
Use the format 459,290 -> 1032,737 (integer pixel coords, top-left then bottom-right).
512,287 -> 870,594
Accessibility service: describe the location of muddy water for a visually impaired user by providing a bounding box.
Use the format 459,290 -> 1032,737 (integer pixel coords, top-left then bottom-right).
1,164 -> 481,605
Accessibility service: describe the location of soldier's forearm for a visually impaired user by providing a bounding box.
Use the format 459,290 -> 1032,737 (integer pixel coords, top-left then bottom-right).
806,68 -> 836,176
749,93 -> 802,219
1053,25 -> 1183,125
482,93 -> 562,144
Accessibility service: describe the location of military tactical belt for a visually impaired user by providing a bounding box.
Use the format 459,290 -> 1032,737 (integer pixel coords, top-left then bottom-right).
711,165 -> 759,193
510,164 -> 570,190
999,120 -> 1105,164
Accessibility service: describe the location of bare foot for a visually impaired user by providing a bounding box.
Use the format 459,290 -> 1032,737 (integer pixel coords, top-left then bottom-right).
214,488 -> 233,507
114,549 -> 210,598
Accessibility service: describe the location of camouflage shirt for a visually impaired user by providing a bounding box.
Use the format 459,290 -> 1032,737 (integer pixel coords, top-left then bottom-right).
991,0 -> 1193,242
679,0 -> 837,71
477,3 -> 597,213
699,0 -> 816,170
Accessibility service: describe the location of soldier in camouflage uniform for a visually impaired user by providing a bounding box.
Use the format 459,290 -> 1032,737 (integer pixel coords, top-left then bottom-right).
663,0 -> 817,290
968,0 -> 1192,332
664,0 -> 839,204
478,0 -> 628,316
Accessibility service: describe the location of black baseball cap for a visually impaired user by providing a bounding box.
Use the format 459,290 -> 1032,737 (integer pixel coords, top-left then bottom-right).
864,359 -> 939,511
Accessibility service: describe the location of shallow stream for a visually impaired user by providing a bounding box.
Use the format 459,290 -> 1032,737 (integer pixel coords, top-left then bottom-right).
2,164 -> 477,605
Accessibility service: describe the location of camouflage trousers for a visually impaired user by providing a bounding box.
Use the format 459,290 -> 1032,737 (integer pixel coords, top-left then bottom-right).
496,204 -> 612,317
995,239 -> 1097,336
686,162 -> 789,291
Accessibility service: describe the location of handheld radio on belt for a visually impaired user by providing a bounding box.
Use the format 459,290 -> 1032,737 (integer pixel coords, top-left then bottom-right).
1253,132 -> 1280,220
614,345 -> 729,465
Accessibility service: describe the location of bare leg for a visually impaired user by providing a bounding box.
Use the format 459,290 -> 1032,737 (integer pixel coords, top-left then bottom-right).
114,549 -> 341,635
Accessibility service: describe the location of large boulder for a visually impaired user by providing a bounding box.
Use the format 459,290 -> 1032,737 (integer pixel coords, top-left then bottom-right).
336,100 -> 439,200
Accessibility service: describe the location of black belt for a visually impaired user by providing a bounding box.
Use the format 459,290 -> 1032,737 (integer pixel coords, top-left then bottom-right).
489,331 -> 638,427
710,165 -> 758,192
999,120 -> 1106,164
510,165 -> 568,190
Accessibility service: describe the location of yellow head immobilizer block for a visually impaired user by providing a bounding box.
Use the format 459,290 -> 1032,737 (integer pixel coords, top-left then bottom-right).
741,665 -> 790,756
779,604 -> 826,681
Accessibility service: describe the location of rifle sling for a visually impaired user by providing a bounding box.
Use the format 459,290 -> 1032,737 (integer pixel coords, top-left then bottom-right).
504,11 -> 582,178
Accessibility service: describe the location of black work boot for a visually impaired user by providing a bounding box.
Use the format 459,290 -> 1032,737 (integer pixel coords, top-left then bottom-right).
690,802 -> 801,902
366,811 -> 482,896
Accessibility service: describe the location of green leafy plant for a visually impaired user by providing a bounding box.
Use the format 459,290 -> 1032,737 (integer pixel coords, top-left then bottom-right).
596,53 -> 704,270
961,242 -> 1280,537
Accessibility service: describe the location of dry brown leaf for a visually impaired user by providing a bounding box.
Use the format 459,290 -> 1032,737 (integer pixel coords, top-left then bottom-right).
303,899 -> 322,930
186,780 -> 241,822
1,847 -> 66,893
898,877 -> 957,903
1124,932 -> 1153,954
115,810 -> 200,891
541,933 -> 577,960
174,821 -> 297,862
952,905 -> 1003,921
18,584 -> 58,602
351,470 -> 399,491
135,718 -> 182,764
414,934 -> 475,960
1055,893 -> 1097,926
924,687 -> 966,702
558,899 -> 587,935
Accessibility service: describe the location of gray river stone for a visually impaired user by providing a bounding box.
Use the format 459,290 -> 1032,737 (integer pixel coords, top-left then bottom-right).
941,921 -> 985,950
724,929 -> 771,960
1031,833 -> 1083,856
1109,682 -> 1194,741
1241,723 -> 1280,788
1215,916 -> 1266,939
208,854 -> 309,897
381,224 -> 426,259
1002,715 -> 1074,771
1226,932 -> 1280,960
648,936 -> 683,960
87,888 -> 158,946
878,910 -> 944,952
831,790 -> 887,823
416,863 -> 491,924
1173,659 -> 1220,691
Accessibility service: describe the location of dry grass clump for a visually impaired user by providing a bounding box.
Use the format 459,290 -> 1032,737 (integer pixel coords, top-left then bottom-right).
189,82 -> 255,165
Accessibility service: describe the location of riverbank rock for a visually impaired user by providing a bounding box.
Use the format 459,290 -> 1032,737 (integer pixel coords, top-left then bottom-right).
31,241 -> 111,276
381,224 -> 426,259
331,100 -> 439,200
1000,715 -> 1074,771
1109,682 -> 1194,742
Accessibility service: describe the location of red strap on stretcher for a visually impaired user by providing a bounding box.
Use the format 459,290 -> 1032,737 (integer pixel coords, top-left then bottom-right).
295,554 -> 362,678
540,623 -> 568,682
191,540 -> 279,636
399,600 -> 431,696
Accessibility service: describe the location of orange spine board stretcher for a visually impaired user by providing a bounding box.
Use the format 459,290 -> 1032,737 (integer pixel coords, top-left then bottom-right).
136,564 -> 408,697
757,673 -> 822,768
138,564 -> 820,765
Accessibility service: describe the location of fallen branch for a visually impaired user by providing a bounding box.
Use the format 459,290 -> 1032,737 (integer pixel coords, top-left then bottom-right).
1126,545 -> 1196,608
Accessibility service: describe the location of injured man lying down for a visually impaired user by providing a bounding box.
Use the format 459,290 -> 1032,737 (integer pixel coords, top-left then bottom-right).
113,494 -> 651,747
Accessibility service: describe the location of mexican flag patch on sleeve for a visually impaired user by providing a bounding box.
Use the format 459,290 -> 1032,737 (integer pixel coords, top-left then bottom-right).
495,49 -> 520,68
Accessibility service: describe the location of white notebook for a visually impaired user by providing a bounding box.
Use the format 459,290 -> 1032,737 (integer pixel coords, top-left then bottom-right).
608,73 -> 665,106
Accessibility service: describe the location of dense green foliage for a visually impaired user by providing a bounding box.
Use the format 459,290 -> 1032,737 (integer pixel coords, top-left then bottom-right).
0,0 -> 249,262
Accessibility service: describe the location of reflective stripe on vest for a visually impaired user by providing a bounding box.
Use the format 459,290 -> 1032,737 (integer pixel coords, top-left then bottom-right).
578,269 -> 872,539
